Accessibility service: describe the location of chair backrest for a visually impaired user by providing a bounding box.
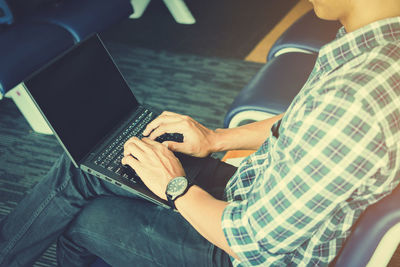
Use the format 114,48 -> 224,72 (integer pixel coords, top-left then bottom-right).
332,178 -> 400,267
267,10 -> 341,60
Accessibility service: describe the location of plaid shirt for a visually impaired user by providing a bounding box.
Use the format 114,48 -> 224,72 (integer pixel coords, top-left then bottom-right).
222,17 -> 400,266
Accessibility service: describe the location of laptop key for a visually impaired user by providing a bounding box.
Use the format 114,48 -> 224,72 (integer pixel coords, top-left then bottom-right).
94,110 -> 152,165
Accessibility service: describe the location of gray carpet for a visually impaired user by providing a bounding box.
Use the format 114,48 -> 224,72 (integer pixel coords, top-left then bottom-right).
0,43 -> 262,266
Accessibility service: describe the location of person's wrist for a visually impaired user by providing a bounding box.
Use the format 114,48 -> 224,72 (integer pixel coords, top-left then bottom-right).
206,128 -> 220,153
165,175 -> 192,209
174,185 -> 203,211
209,128 -> 229,153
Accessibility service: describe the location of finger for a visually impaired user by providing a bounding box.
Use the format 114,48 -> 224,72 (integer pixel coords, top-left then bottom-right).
160,111 -> 180,116
163,141 -> 186,153
141,137 -> 170,151
123,136 -> 139,156
141,137 -> 161,146
124,136 -> 140,151
142,115 -> 181,136
121,154 -> 140,169
124,138 -> 155,160
123,142 -> 146,159
143,112 -> 190,136
125,136 -> 153,152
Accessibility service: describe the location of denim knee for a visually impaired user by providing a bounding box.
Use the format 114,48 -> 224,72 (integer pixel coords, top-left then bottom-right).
59,197 -> 164,266
57,197 -> 115,266
66,196 -> 115,237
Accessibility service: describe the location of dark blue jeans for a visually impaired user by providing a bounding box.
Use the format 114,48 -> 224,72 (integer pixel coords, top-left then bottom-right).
0,153 -> 236,266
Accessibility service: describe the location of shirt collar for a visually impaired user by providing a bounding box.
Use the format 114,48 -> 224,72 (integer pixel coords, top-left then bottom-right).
317,16 -> 400,73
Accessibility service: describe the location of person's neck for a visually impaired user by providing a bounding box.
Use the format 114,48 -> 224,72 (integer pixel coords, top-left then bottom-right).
340,2 -> 400,32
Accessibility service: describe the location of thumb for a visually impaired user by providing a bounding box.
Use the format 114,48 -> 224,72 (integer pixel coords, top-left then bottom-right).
164,141 -> 185,153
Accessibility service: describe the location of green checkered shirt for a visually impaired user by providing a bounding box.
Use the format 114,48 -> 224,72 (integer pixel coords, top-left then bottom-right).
222,17 -> 400,266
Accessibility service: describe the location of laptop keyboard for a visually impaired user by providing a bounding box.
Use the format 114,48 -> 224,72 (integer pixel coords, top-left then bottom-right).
93,108 -> 184,183
94,108 -> 154,181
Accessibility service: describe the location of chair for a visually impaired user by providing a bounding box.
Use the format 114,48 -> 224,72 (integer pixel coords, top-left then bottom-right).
267,10 -> 341,61
223,52 -> 317,128
224,11 -> 340,129
332,180 -> 400,266
225,10 -> 340,129
0,0 -> 133,134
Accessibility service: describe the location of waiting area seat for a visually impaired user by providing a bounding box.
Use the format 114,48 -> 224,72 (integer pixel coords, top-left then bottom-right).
225,11 -> 341,128
332,180 -> 400,266
223,52 -> 317,128
0,0 -> 133,134
267,10 -> 341,60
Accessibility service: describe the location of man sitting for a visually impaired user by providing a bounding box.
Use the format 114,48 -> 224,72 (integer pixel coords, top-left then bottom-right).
0,0 -> 399,266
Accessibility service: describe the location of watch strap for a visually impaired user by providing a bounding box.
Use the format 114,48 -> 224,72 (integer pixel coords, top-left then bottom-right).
166,177 -> 193,210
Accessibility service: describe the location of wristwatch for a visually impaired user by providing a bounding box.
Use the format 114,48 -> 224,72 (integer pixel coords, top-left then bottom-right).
165,176 -> 193,210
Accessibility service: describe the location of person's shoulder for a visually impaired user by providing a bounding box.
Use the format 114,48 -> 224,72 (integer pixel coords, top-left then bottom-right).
339,42 -> 400,82
355,42 -> 400,110
362,42 -> 400,71
319,43 -> 399,111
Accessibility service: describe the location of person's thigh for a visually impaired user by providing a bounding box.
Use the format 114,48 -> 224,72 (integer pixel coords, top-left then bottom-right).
62,196 -> 232,267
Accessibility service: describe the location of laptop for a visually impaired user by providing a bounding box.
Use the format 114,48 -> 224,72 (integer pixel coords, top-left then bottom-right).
22,34 -> 200,209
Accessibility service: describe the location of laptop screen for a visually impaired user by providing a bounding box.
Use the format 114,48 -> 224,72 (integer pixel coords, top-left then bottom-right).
24,35 -> 140,164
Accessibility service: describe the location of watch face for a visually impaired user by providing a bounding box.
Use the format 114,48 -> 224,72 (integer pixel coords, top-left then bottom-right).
167,176 -> 188,199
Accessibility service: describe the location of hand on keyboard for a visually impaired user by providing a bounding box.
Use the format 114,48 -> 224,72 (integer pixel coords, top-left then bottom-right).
142,111 -> 216,158
122,137 -> 186,200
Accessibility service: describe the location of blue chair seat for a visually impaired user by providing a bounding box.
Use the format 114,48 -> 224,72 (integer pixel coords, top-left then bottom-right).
0,21 -> 74,94
0,0 -> 133,95
224,52 -> 317,128
333,181 -> 400,266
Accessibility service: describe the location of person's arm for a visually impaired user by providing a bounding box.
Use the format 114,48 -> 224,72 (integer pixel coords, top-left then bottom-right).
174,185 -> 239,259
122,111 -> 282,261
142,111 -> 284,157
121,138 -> 240,259
211,113 -> 284,152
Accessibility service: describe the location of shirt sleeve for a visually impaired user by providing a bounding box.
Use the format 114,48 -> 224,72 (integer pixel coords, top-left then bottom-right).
221,88 -> 387,266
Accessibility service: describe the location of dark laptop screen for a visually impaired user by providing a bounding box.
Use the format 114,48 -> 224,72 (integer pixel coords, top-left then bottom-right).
24,35 -> 140,164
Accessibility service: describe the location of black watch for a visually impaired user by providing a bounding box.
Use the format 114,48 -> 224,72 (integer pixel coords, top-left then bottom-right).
165,176 -> 193,210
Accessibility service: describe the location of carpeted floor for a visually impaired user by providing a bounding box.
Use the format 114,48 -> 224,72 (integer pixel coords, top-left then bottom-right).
102,0 -> 297,59
0,43 -> 263,266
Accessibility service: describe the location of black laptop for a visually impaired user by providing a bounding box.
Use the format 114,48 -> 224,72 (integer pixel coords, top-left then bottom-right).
22,34 -> 200,209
